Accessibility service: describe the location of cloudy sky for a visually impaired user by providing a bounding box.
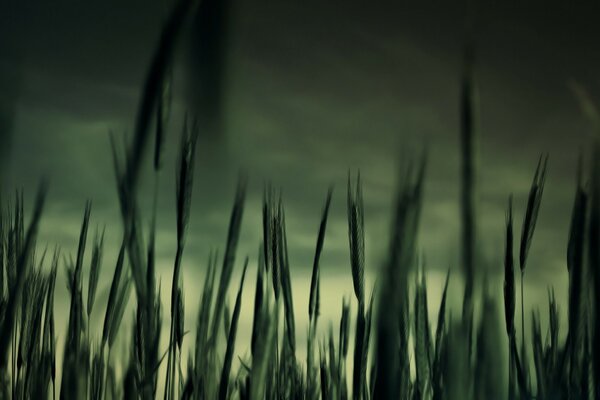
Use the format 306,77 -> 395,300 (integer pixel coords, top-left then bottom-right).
1,0 -> 599,380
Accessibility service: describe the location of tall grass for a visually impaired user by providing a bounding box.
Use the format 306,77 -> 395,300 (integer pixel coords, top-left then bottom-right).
2,101 -> 598,400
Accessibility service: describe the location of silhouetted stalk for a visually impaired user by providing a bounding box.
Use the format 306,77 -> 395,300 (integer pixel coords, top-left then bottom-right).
460,43 -> 478,324
165,121 -> 197,400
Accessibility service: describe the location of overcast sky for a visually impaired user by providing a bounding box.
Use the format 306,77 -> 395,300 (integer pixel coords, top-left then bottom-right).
2,0 -> 600,379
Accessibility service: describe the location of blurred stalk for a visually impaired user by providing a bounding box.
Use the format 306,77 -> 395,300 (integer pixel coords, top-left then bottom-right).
459,42 -> 478,325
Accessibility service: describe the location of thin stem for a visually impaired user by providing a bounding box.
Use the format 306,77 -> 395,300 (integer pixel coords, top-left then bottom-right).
165,246 -> 183,400
508,337 -> 514,400
521,270 -> 525,356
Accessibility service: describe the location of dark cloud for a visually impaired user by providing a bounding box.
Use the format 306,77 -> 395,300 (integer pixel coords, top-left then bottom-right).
1,0 -> 598,342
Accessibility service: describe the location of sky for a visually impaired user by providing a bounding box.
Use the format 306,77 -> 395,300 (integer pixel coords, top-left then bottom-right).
1,0 -> 600,386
